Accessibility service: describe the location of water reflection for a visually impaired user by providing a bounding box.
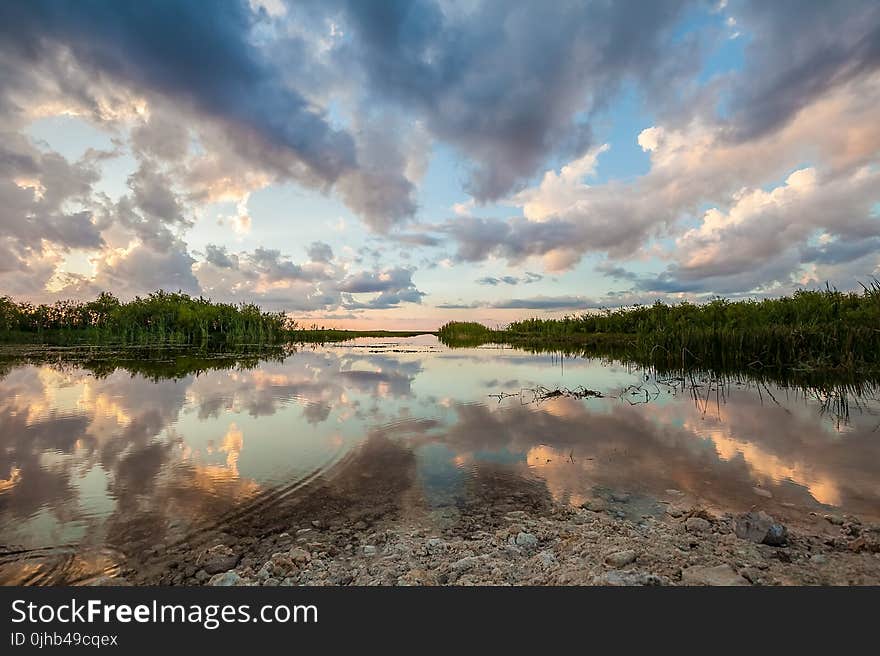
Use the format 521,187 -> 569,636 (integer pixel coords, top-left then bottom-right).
1,336 -> 878,584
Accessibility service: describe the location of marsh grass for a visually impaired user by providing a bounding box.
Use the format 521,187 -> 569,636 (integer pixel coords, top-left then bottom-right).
0,291 -> 292,346
439,284 -> 880,372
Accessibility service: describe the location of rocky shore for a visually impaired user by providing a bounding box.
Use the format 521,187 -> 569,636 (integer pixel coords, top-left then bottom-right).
126,487 -> 880,586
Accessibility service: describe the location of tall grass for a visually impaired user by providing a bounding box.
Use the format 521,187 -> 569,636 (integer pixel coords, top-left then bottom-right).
439,284 -> 880,371
0,291 -> 294,346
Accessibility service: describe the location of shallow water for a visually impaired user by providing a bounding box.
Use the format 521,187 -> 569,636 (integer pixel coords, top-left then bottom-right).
1,335 -> 879,583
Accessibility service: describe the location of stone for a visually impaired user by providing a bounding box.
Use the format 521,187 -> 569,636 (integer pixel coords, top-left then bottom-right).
202,544 -> 240,575
605,549 -> 637,568
362,545 -> 377,556
515,532 -> 539,549
681,564 -> 749,586
194,569 -> 209,583
734,511 -> 787,546
86,576 -> 130,586
763,523 -> 788,547
824,514 -> 844,526
426,538 -> 447,554
666,506 -> 685,518
580,498 -> 608,512
288,547 -> 310,564
685,517 -> 711,533
537,551 -> 557,568
451,556 -> 481,572
593,570 -> 664,586
752,486 -> 773,498
208,571 -> 242,586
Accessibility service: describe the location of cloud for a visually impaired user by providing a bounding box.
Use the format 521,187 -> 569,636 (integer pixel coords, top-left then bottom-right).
339,267 -> 425,309
204,244 -> 239,270
307,241 -> 334,263
328,0 -> 694,201
726,1 -> 880,141
476,272 -> 542,286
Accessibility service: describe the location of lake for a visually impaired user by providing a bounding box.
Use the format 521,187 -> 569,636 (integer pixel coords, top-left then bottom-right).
1,335 -> 878,584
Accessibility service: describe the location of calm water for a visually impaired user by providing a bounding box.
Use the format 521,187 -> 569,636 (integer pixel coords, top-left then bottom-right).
1,335 -> 879,583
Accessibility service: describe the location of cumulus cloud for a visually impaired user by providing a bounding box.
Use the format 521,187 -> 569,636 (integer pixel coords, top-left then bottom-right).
339,267 -> 425,309
327,0 -> 694,201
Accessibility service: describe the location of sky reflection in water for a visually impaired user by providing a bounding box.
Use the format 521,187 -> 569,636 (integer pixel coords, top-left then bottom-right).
2,335 -> 879,561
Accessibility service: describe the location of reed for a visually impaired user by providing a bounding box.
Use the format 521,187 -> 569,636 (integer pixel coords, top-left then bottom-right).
0,290 -> 293,347
439,283 -> 880,372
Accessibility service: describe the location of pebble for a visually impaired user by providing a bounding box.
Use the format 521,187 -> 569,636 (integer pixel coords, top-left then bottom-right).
515,532 -> 539,549
202,544 -> 240,575
605,549 -> 637,568
685,517 -> 711,533
362,545 -> 377,556
208,571 -> 242,586
734,511 -> 788,546
681,564 -> 749,586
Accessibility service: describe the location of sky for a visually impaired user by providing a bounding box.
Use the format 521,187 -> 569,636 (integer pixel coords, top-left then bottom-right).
0,0 -> 878,329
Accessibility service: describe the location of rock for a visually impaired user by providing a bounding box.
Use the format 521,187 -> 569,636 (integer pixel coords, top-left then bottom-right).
610,492 -> 631,503
685,517 -> 711,533
580,498 -> 608,512
451,556 -> 481,572
426,538 -> 447,554
593,570 -> 664,586
362,545 -> 377,556
288,547 -> 310,564
734,511 -> 787,546
209,571 -> 242,586
666,505 -> 685,518
202,544 -> 240,575
810,554 -> 828,565
764,523 -> 788,547
824,514 -> 844,526
752,486 -> 773,498
194,569 -> 209,583
537,551 -> 557,568
605,549 -> 637,568
515,532 -> 539,549
86,576 -> 130,586
681,564 -> 749,586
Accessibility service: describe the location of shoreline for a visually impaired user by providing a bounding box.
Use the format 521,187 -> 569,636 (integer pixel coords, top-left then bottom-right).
123,465 -> 880,587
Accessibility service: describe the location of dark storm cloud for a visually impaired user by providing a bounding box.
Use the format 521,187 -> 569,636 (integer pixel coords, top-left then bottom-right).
328,0 -> 693,201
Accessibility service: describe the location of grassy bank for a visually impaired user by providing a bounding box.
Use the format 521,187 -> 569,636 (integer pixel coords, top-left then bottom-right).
0,291 -> 436,347
439,285 -> 880,372
0,291 -> 290,346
